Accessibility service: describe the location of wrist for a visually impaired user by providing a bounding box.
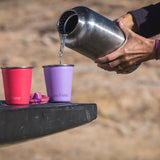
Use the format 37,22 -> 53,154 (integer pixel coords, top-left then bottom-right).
149,39 -> 160,60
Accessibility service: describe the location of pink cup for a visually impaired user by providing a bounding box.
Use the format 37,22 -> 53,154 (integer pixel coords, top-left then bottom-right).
1,66 -> 33,105
43,64 -> 74,102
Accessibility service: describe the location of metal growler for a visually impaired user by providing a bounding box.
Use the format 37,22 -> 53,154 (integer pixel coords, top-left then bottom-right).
57,6 -> 140,73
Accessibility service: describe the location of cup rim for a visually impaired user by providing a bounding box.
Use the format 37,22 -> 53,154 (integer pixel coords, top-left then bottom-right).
42,64 -> 74,68
1,66 -> 33,69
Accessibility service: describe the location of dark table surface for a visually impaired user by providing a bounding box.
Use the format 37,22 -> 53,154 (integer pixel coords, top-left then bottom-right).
0,101 -> 97,146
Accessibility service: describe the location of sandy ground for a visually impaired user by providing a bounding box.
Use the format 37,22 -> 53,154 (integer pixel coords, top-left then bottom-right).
0,0 -> 160,160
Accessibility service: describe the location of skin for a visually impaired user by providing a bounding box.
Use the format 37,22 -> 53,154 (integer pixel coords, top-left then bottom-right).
95,14 -> 159,74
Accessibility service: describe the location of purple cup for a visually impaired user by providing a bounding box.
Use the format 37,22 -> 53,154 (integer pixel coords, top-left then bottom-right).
43,64 -> 74,102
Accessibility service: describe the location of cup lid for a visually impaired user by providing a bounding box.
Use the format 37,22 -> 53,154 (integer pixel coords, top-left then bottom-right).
42,64 -> 74,68
1,66 -> 33,69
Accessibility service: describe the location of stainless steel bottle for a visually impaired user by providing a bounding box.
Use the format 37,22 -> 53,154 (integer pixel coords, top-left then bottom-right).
57,6 -> 139,73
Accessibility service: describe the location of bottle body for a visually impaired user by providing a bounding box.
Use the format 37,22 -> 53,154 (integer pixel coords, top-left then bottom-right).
57,6 -> 125,60
57,6 -> 140,73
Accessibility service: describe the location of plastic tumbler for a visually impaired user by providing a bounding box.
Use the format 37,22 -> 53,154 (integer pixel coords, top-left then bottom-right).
1,66 -> 33,105
43,64 -> 74,102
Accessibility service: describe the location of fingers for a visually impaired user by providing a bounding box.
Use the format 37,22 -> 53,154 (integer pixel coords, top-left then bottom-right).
95,51 -> 123,64
97,63 -> 113,71
97,63 -> 126,73
96,57 -> 140,73
97,59 -> 124,72
97,62 -> 133,74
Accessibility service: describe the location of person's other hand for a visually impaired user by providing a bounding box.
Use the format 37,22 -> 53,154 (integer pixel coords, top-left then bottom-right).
115,13 -> 138,32
95,20 -> 156,74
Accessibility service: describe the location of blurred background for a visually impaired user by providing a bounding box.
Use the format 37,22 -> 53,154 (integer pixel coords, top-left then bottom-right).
0,0 -> 160,159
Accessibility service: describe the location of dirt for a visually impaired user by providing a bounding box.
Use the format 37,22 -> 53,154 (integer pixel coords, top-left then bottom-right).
0,0 -> 160,160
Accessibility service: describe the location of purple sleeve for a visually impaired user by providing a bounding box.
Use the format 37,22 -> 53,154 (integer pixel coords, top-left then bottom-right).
128,2 -> 160,38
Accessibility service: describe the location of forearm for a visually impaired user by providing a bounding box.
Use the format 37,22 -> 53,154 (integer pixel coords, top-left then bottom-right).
128,2 -> 160,37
